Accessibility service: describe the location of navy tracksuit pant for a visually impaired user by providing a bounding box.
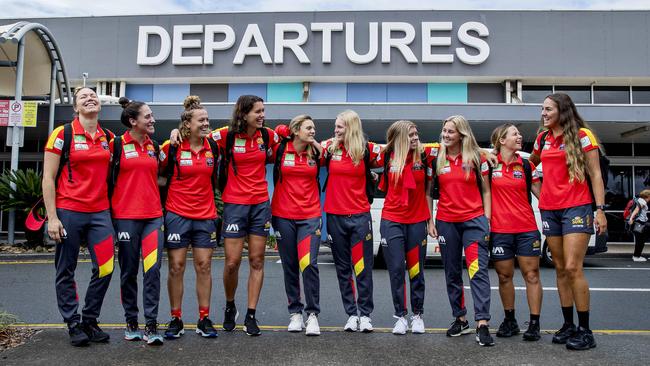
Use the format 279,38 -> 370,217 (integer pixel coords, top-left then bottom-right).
326,213 -> 374,317
54,209 -> 114,324
114,217 -> 164,323
272,216 -> 321,315
380,219 -> 427,317
436,215 -> 491,321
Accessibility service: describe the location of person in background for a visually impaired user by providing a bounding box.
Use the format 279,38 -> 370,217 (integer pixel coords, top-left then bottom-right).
627,189 -> 650,262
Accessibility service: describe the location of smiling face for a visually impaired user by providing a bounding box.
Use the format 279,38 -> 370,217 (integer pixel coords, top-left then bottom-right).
500,125 -> 523,152
131,105 -> 155,135
441,121 -> 461,149
244,101 -> 265,129
542,98 -> 560,129
184,109 -> 210,138
73,88 -> 100,116
295,119 -> 316,144
408,126 -> 420,150
334,118 -> 346,140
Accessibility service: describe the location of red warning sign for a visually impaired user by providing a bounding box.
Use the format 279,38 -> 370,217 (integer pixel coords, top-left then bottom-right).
0,100 -> 9,126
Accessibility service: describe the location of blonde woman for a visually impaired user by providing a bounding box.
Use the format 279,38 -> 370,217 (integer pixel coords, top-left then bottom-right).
270,115 -> 324,336
489,124 -> 543,342
377,120 -> 435,335
322,110 -> 380,332
160,96 -> 219,339
432,115 -> 493,346
627,189 -> 650,262
530,93 -> 607,350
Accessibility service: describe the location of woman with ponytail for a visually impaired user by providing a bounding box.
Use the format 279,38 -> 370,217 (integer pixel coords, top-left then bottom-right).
109,98 -> 164,345
161,96 -> 219,339
530,93 -> 607,350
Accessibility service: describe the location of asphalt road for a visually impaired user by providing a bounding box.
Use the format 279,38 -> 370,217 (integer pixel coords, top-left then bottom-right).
1,252 -> 649,365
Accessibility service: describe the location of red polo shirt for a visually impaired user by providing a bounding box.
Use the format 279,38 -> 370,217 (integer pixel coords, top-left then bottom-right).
435,154 -> 489,222
44,118 -> 113,213
270,141 -> 322,220
160,139 -> 217,220
532,128 -> 598,210
323,140 -> 381,215
490,153 -> 540,233
109,131 -> 162,219
210,127 -> 278,205
378,146 -> 436,224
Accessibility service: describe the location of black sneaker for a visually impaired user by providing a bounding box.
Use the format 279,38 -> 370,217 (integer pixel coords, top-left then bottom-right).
164,317 -> 185,339
82,319 -> 110,343
566,327 -> 596,350
552,323 -> 576,344
223,306 -> 239,332
68,322 -> 90,347
496,318 -> 520,338
476,325 -> 495,346
196,317 -> 218,338
144,321 -> 164,345
523,321 -> 541,341
243,314 -> 261,336
446,318 -> 471,337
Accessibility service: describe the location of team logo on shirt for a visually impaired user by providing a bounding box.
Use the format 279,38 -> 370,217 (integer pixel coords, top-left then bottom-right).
513,171 -> 523,179
559,144 -> 565,150
257,137 -> 264,145
206,158 -> 214,167
101,141 -> 109,150
571,216 -> 585,228
413,162 -> 424,171
307,159 -> 316,167
205,151 -> 213,158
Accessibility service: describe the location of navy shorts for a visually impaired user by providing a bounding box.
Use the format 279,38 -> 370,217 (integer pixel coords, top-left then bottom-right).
540,203 -> 594,236
222,201 -> 272,238
490,230 -> 542,261
164,211 -> 217,249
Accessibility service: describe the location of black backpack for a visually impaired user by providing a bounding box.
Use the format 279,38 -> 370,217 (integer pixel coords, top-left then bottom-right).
217,128 -> 270,193
430,156 -> 484,201
487,158 -> 534,204
381,148 -> 428,195
540,130 -> 609,210
55,123 -> 111,187
272,138 -> 321,189
322,142 -> 375,204
108,135 -> 160,199
159,138 -> 219,207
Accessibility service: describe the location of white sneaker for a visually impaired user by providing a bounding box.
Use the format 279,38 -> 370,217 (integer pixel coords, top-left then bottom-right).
305,313 -> 320,336
344,315 -> 359,332
287,313 -> 304,332
633,256 -> 647,262
411,314 -> 425,334
392,316 -> 408,335
359,316 -> 373,333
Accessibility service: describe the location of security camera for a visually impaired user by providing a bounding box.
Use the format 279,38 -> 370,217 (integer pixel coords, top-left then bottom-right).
82,72 -> 89,78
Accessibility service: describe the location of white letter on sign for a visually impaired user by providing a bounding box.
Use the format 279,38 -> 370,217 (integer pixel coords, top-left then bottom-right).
137,26 -> 171,65
345,22 -> 378,64
456,21 -> 490,65
381,22 -> 417,63
172,25 -> 203,65
233,24 -> 273,65
274,23 -> 310,64
421,22 -> 453,63
204,25 -> 236,65
311,22 -> 343,63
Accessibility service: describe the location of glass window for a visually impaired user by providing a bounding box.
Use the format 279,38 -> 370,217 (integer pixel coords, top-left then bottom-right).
605,165 -> 633,210
635,144 -> 650,156
593,86 -> 630,104
606,214 -> 634,243
522,86 -> 552,103
634,166 -> 650,193
602,143 -> 632,156
554,86 -> 591,104
632,87 -> 650,104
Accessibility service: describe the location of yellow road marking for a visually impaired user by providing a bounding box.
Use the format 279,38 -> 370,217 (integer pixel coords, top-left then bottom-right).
9,324 -> 650,335
0,256 -> 280,265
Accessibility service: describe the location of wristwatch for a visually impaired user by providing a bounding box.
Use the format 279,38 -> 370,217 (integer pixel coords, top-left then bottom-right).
595,205 -> 605,211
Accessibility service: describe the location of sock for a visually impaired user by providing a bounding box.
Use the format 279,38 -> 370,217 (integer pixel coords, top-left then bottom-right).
561,306 -> 574,325
504,309 -> 515,320
530,314 -> 540,323
577,311 -> 590,330
246,308 -> 256,318
199,306 -> 209,320
171,308 -> 182,319
226,300 -> 236,309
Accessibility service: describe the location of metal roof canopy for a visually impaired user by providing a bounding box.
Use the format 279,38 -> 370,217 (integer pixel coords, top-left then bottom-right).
0,21 -> 73,244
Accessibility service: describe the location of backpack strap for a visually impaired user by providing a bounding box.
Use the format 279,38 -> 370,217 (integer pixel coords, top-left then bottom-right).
322,144 -> 333,192
206,138 -> 219,192
430,157 -> 440,199
160,144 -> 179,206
363,143 -> 374,204
522,158 -> 533,204
108,135 -> 124,199
273,138 -> 289,186
54,123 -> 73,186
261,127 -> 271,162
382,148 -> 392,194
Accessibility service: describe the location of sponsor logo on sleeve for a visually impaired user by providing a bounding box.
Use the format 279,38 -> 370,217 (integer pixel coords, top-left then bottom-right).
580,136 -> 591,148
159,151 -> 166,161
53,138 -> 64,150
480,161 -> 489,173
372,144 -> 380,154
213,131 -> 222,141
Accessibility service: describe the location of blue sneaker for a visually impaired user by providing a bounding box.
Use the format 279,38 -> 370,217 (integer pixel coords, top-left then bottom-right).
196,317 -> 218,338
124,320 -> 143,341
164,317 -> 185,339
144,321 -> 163,345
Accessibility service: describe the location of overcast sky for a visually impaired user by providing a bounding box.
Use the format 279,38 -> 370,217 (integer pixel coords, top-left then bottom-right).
0,0 -> 648,19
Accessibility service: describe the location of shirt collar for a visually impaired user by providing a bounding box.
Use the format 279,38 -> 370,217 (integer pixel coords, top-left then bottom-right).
497,152 -> 523,167
71,117 -> 107,140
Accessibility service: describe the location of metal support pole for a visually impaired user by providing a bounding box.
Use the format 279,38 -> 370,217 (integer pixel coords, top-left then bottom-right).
48,62 -> 56,134
7,38 -> 26,244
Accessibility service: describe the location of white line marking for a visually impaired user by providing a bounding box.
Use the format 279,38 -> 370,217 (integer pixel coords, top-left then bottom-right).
276,259 -> 282,264
464,286 -> 650,292
584,267 -> 650,271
